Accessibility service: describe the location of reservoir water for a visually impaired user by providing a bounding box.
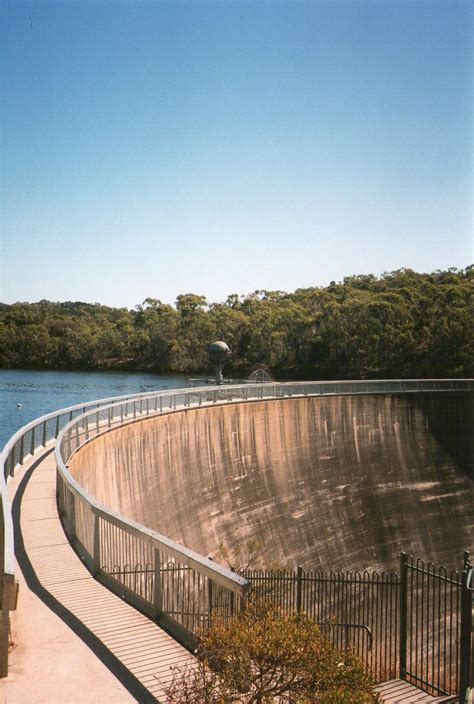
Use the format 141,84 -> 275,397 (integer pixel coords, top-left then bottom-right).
0,368 -> 192,449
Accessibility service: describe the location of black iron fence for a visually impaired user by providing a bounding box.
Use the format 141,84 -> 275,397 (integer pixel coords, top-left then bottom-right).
239,565 -> 399,684
400,552 -> 471,698
75,547 -> 472,698
237,552 -> 472,699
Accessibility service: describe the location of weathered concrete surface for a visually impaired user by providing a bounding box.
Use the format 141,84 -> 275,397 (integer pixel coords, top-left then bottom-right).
70,393 -> 473,571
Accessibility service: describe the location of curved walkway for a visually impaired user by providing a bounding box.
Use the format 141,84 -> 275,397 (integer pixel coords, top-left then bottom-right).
3,446 -> 194,703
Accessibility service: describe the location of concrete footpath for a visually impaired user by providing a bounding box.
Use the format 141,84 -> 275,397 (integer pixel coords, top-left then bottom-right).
2,447 -> 194,704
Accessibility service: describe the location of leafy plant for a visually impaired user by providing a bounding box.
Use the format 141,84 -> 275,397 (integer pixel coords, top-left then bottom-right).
164,600 -> 379,703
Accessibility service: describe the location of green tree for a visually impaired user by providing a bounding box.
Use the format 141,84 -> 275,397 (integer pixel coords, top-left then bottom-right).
1,267 -> 472,377
174,293 -> 216,372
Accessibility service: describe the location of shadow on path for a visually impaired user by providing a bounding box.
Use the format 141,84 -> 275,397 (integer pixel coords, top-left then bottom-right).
12,450 -> 158,704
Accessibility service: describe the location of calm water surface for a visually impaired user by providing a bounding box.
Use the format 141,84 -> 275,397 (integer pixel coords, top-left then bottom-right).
0,369 -> 194,448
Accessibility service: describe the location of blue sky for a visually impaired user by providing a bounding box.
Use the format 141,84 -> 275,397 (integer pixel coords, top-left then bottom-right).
1,0 -> 472,308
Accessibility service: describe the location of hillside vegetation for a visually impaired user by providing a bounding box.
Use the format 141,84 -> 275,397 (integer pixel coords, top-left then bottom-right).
1,268 -> 472,379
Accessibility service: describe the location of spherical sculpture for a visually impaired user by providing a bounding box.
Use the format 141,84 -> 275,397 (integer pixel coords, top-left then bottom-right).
208,341 -> 231,383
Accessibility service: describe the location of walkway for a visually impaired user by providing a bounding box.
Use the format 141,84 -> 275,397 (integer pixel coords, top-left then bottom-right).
376,679 -> 458,703
3,447 -> 194,703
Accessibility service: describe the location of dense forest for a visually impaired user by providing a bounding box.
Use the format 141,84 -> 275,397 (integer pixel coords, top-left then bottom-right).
0,268 -> 472,380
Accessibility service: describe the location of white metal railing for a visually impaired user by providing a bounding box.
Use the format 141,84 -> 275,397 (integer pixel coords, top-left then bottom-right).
1,379 -> 472,672
55,379 -> 473,649
0,388 -> 190,675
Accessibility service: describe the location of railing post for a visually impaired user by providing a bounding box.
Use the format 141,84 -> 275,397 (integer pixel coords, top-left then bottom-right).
399,552 -> 408,680
55,415 -> 60,439
0,574 -> 16,678
19,437 -> 24,465
68,489 -> 76,541
296,565 -> 303,613
30,427 -> 35,455
8,450 -> 14,477
460,552 -> 473,702
153,548 -> 162,619
42,420 -> 47,447
92,513 -> 100,576
208,579 -> 213,626
0,585 -> 9,677
56,472 -> 63,513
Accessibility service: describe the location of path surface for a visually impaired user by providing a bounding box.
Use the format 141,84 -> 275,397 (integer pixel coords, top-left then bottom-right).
3,447 -> 194,703
376,679 -> 458,703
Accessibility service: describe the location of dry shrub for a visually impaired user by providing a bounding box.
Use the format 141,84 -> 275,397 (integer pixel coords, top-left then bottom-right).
164,600 -> 379,703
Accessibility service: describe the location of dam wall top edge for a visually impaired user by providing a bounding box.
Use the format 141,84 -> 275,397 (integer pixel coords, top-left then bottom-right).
55,378 -> 474,431
57,378 -> 474,461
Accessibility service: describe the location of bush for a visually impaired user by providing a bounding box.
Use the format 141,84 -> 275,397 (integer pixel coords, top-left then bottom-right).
164,600 -> 379,703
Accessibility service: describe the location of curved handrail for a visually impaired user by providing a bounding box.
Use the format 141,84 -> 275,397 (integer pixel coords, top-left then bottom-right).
1,386 -> 195,479
1,389 -> 172,562
320,622 -> 373,651
0,387 -> 184,675
54,378 -> 473,647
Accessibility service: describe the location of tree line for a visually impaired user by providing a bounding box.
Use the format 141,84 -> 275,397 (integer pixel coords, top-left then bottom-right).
0,267 -> 472,380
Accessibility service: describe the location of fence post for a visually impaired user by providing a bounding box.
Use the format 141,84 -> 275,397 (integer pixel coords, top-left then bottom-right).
153,549 -> 162,619
208,579 -> 213,626
68,490 -> 76,541
92,513 -> 100,575
399,552 -> 408,680
296,565 -> 303,614
460,552 -> 472,702
0,575 -> 16,678
8,450 -> 15,477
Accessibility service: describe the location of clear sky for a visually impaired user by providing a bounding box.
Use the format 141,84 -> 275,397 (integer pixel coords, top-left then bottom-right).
1,0 -> 472,309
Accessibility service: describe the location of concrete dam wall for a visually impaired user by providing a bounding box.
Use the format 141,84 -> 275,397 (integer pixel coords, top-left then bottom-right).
69,392 -> 473,572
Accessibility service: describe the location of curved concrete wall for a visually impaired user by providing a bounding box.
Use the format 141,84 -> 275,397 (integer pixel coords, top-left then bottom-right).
69,392 -> 473,571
